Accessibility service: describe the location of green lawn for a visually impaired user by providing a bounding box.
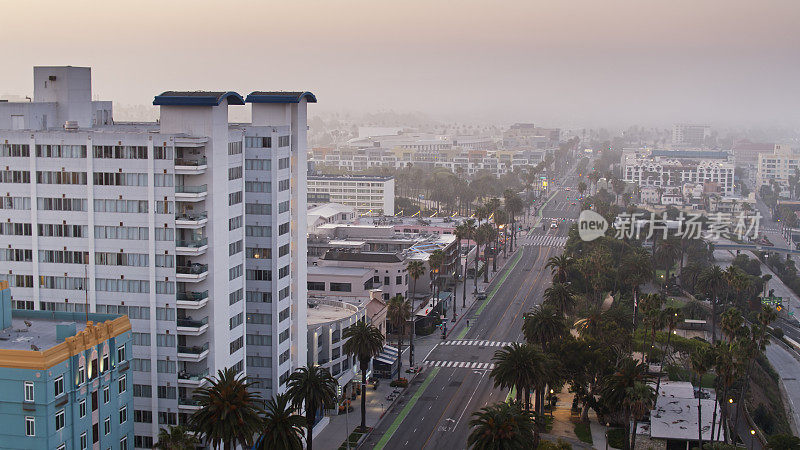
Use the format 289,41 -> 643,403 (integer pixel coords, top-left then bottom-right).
574,421 -> 593,444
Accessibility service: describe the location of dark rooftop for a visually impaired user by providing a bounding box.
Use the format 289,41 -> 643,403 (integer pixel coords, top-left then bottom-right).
246,91 -> 317,104
153,91 -> 245,106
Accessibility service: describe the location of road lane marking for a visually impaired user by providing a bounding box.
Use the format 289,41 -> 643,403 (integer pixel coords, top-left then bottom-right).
373,367 -> 441,450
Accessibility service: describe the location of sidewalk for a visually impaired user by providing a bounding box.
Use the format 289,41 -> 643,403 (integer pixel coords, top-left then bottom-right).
315,244 -> 519,450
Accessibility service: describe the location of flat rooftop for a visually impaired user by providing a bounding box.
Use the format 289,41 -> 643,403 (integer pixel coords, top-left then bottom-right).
0,317 -> 89,351
307,303 -> 358,326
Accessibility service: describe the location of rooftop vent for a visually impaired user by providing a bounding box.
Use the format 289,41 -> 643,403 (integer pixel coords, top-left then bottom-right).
64,121 -> 78,131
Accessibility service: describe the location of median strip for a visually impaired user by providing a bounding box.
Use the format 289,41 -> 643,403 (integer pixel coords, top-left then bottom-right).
373,367 -> 441,450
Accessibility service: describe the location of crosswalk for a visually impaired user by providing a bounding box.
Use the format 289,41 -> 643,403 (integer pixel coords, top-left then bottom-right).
423,360 -> 495,370
438,340 -> 516,347
525,235 -> 568,247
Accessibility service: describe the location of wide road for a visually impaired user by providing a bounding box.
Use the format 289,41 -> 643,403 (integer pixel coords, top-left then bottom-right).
367,171 -> 584,450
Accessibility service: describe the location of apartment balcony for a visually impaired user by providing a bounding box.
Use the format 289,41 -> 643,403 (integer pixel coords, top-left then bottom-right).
178,397 -> 202,411
175,237 -> 208,256
178,369 -> 209,387
177,317 -> 209,336
176,264 -> 208,282
175,211 -> 208,229
176,290 -> 209,310
175,184 -> 208,202
177,343 -> 209,363
175,157 -> 208,175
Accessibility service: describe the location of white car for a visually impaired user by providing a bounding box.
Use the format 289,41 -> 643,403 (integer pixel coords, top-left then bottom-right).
550,221 -> 558,229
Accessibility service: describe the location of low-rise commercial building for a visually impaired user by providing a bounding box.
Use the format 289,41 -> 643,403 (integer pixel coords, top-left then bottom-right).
0,281 -> 134,450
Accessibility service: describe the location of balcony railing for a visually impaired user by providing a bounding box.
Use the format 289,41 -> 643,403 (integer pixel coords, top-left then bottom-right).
178,369 -> 209,382
177,291 -> 209,302
176,211 -> 207,221
179,397 -> 200,406
175,157 -> 207,167
175,237 -> 208,248
177,317 -> 208,328
177,264 -> 208,275
178,343 -> 209,354
175,184 -> 208,194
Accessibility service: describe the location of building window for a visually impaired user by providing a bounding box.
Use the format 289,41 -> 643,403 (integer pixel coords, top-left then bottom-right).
79,399 -> 86,418
278,222 -> 289,235
104,417 -> 111,435
307,281 -> 325,291
55,409 -> 65,431
330,283 -> 351,292
80,432 -> 87,450
120,436 -> 128,450
102,352 -> 109,372
118,374 -> 127,393
278,179 -> 290,191
23,381 -> 34,402
117,345 -> 126,363
120,406 -> 128,424
103,386 -> 110,403
25,417 -> 34,436
54,375 -> 64,397
77,364 -> 86,384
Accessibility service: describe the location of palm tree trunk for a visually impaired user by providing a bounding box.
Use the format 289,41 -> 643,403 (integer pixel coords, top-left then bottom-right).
360,359 -> 368,430
462,250 -> 468,308
307,401 -> 316,450
396,330 -> 403,380
524,386 -> 531,411
697,393 -> 703,450
654,329 -> 672,395
483,244 -> 489,283
410,280 -> 416,367
624,409 -> 632,450
474,242 -> 480,291
493,232 -> 498,273
732,360 -> 756,443
715,386 -> 727,442
711,294 -> 718,343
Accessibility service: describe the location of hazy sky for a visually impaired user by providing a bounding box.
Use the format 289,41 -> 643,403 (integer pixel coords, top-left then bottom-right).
2,0 -> 799,128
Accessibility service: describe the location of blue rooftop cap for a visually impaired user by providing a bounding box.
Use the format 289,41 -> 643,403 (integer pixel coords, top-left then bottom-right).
245,91 -> 317,104
153,91 -> 245,106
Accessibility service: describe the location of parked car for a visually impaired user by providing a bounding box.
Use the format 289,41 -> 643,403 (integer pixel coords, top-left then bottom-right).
476,291 -> 487,300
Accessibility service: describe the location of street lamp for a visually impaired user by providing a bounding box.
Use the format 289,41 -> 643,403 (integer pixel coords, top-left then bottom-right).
750,429 -> 756,450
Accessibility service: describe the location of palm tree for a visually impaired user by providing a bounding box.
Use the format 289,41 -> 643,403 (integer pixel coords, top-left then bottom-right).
523,304 -> 568,351
574,309 -> 603,339
654,307 -> 683,395
254,393 -> 306,450
189,368 -> 264,450
698,265 -> 725,342
462,219 -> 477,308
627,382 -> 657,450
407,259 -> 425,367
477,223 -> 496,283
428,249 -> 445,307
387,294 -> 411,378
720,307 -> 744,343
542,283 -> 577,317
286,365 -> 338,450
655,238 -> 680,283
503,191 -> 524,251
600,358 -> 653,450
467,402 -> 535,450
691,347 -> 713,450
454,221 -> 471,318
492,208 -> 508,266
490,343 -> 542,412
342,321 -> 385,430
154,425 -> 199,450
733,305 -> 777,434
545,254 -> 573,284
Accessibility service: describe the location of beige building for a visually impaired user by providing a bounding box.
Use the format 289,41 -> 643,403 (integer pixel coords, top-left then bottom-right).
756,144 -> 800,190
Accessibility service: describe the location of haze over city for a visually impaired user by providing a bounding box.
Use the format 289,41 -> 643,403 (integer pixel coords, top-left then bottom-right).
3,2 -> 800,450
2,0 -> 800,127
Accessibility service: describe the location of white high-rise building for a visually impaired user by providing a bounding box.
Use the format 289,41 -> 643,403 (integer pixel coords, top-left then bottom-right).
0,66 -> 312,445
